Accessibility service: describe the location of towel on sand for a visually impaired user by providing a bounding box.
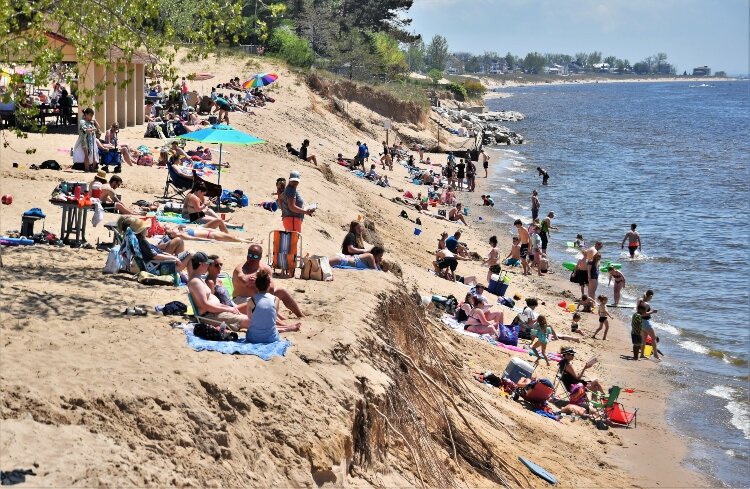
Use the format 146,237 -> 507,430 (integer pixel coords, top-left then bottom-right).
184,328 -> 291,359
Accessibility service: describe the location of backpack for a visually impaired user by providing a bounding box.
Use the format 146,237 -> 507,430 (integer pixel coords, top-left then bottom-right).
193,323 -> 238,342
39,160 -> 61,170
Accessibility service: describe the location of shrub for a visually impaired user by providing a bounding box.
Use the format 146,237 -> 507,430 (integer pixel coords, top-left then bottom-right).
446,82 -> 467,100
463,79 -> 486,98
268,27 -> 314,68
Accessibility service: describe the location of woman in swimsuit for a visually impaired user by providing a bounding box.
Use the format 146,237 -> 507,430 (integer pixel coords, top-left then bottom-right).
592,295 -> 613,340
456,294 -> 499,336
181,182 -> 229,233
638,290 -> 660,360
607,266 -> 626,305
163,225 -> 256,244
329,246 -> 384,270
587,253 -> 602,298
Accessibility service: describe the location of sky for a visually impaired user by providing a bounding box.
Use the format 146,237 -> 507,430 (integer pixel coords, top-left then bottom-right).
406,0 -> 750,75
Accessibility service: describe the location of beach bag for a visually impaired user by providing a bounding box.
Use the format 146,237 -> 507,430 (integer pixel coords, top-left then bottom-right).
193,323 -> 238,342
102,245 -> 122,274
498,324 -> 520,346
301,255 -> 333,281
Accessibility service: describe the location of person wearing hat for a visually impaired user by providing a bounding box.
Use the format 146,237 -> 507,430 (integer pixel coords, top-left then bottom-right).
188,251 -> 248,331
557,347 -> 604,395
280,171 -> 314,232
129,218 -> 191,272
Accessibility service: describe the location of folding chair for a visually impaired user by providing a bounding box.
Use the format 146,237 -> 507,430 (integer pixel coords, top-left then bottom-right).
186,292 -> 224,327
512,379 -> 555,408
591,386 -> 638,428
163,158 -> 194,200
121,228 -> 178,284
268,230 -> 302,277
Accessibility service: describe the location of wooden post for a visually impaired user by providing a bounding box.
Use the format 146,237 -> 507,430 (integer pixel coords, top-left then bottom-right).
126,63 -> 136,127
135,63 -> 145,125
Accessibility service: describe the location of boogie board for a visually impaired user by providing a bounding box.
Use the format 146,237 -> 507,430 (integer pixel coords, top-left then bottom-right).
562,261 -> 576,271
601,260 -> 622,272
0,237 -> 34,246
519,456 -> 557,485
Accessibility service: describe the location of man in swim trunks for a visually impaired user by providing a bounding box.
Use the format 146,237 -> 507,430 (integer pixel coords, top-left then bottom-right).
97,174 -> 143,215
480,149 -> 489,178
232,243 -> 304,318
621,223 -> 642,258
531,190 -> 540,220
514,219 -> 531,275
583,241 -> 603,261
188,252 -> 248,331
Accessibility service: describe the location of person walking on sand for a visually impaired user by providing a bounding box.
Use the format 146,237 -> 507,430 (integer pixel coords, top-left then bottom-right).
530,315 -> 559,366
622,223 -> 642,258
531,190 -> 540,220
540,211 -> 557,255
607,266 -> 626,305
537,166 -> 550,185
592,295 -> 613,340
480,149 -> 490,178
481,235 -> 500,284
514,219 -> 531,275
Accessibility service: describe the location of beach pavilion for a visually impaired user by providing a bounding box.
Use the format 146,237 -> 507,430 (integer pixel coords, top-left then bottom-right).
42,30 -> 150,129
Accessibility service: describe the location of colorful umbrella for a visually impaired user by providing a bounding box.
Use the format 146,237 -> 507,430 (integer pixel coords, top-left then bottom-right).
242,73 -> 278,90
177,124 -> 265,205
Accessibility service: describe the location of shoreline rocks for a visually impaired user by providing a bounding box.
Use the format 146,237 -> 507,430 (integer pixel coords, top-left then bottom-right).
431,106 -> 526,145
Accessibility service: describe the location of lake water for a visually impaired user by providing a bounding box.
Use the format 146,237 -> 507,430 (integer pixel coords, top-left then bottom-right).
485,80 -> 750,487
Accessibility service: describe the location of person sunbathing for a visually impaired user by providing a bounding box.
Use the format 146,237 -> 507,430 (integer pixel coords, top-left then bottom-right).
558,347 -> 605,394
455,294 -> 499,336
123,217 -> 192,272
181,182 -> 229,232
163,224 -> 256,244
329,246 -> 385,270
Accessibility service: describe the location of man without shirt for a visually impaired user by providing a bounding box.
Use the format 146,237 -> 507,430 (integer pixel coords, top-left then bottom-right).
621,223 -> 642,258
99,175 -> 142,215
584,241 -> 604,261
187,252 -> 248,331
514,219 -> 531,275
232,244 -> 304,318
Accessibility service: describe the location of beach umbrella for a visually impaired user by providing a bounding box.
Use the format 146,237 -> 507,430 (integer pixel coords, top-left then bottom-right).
177,124 -> 265,206
193,73 -> 214,81
242,73 -> 278,90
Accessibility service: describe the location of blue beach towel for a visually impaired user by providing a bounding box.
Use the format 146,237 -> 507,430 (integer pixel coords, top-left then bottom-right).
331,264 -> 376,270
184,329 -> 291,359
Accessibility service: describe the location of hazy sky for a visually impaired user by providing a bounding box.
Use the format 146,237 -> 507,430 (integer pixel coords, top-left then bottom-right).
407,0 -> 750,75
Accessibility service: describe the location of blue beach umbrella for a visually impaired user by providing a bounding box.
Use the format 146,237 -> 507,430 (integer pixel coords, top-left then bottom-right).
177,124 -> 265,188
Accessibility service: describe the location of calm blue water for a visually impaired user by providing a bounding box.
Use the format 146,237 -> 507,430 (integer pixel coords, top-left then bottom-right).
486,81 -> 750,488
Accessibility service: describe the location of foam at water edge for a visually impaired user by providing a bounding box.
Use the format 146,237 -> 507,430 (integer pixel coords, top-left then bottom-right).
507,213 -> 526,222
652,321 -> 680,336
500,186 -> 518,195
499,148 -> 520,154
706,386 -> 750,440
679,340 -> 710,355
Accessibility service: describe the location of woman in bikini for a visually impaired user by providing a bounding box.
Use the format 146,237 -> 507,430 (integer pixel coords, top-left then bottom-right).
607,266 -> 626,305
455,294 -> 499,336
162,225 -> 256,244
181,182 -> 229,233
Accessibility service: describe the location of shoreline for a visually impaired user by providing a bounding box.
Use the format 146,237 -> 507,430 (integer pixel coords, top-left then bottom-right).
474,148 -> 714,487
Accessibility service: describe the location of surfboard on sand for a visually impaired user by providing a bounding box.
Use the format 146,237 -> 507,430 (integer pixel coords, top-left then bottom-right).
519,456 -> 557,485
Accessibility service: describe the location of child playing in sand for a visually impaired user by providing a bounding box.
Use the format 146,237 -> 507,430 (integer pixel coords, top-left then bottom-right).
530,315 -> 558,366
503,237 -> 522,267
481,235 -> 500,283
571,312 -> 583,334
576,294 -> 595,313
592,295 -> 613,340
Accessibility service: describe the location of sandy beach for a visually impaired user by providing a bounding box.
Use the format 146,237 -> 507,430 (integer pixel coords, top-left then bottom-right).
0,51 -> 712,487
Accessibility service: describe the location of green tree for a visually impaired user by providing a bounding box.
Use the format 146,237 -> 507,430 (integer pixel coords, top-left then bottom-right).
505,52 -> 516,71
372,32 -> 408,78
405,39 -> 426,72
587,51 -> 602,67
603,55 -> 617,68
428,68 -> 442,85
268,26 -> 314,68
522,52 -> 546,74
425,34 -> 449,70
574,52 -> 589,67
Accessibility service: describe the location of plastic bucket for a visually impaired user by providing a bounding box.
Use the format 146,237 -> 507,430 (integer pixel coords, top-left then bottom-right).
414,228 -> 422,236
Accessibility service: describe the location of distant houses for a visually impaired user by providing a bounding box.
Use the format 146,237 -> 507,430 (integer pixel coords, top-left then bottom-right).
692,66 -> 711,76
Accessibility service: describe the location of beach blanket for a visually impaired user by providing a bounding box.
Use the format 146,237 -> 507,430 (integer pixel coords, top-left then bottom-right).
441,315 -> 561,362
184,328 -> 291,359
332,264 -> 376,270
153,212 -> 244,230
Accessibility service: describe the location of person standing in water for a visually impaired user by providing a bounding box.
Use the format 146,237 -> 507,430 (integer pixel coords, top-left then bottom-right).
540,211 -> 558,255
622,223 -> 642,258
537,166 -> 550,185
531,190 -> 540,220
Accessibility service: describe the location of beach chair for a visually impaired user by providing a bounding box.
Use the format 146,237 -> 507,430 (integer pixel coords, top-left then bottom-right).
163,158 -> 195,200
101,221 -> 124,248
186,292 -> 224,327
591,386 -> 638,428
268,230 -> 302,277
121,228 -> 177,283
512,378 -> 555,408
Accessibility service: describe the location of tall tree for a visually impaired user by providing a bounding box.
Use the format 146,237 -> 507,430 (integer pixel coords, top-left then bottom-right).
425,34 -> 449,70
522,52 -> 546,74
405,39 -> 426,72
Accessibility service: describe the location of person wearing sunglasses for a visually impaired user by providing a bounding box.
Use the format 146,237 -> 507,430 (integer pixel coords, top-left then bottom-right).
204,255 -> 235,308
187,252 -> 248,331
232,244 -> 304,318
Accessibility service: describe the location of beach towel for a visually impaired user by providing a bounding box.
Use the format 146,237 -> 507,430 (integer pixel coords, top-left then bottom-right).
331,264 -> 376,270
184,328 -> 291,359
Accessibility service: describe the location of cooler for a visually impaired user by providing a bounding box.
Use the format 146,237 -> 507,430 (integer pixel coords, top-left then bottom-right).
488,273 -> 510,296
502,357 -> 534,383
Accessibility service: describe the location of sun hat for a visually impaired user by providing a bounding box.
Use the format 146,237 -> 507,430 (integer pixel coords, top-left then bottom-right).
289,170 -> 301,183
192,251 -> 213,265
130,219 -> 150,235
95,169 -> 107,180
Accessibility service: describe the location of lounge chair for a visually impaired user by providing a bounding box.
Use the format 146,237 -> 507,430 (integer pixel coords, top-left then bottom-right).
268,230 -> 302,277
162,158 -> 223,201
591,386 -> 638,428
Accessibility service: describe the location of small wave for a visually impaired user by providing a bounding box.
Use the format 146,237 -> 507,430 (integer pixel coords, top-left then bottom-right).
652,321 -> 680,336
500,148 -> 520,155
507,213 -> 526,222
680,340 -> 710,354
506,166 -> 525,173
506,177 -> 516,182
511,160 -> 524,167
706,386 -> 750,440
500,186 -> 518,195
518,204 -> 529,210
